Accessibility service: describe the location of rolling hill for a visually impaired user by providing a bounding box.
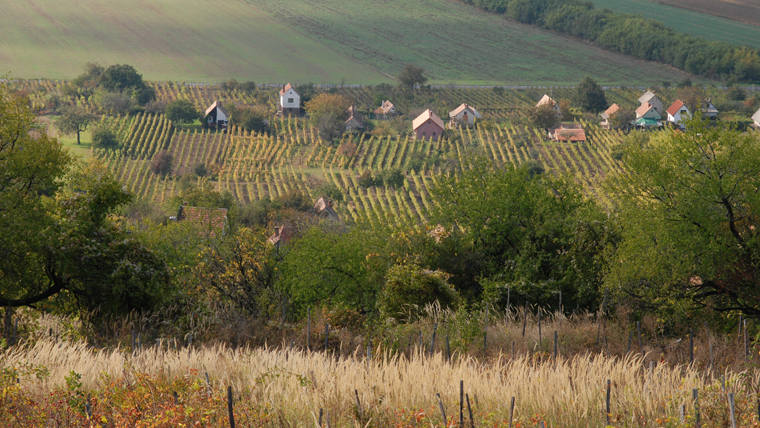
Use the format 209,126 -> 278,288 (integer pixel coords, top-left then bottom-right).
0,0 -> 697,85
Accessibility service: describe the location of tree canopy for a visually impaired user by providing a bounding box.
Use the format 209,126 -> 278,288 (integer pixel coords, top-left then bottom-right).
575,76 -> 607,113
55,107 -> 95,145
397,64 -> 428,90
608,116 -> 760,318
165,99 -> 199,125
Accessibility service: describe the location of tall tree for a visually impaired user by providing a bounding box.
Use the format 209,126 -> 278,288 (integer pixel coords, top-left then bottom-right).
608,116 -> 760,318
396,64 -> 428,91
575,76 -> 607,113
55,107 -> 95,145
528,103 -> 560,130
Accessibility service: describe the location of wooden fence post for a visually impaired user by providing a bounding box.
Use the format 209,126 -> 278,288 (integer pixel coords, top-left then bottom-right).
538,310 -> 542,347
637,321 -> 643,355
318,408 -> 323,427
522,302 -> 528,337
689,329 -> 694,365
508,396 -> 515,428
324,323 -> 329,350
436,393 -> 447,426
693,388 -> 700,428
466,393 -> 475,428
459,380 -> 464,427
554,330 -> 558,362
227,386 -> 235,428
484,304 -> 489,352
446,335 -> 451,362
355,389 -> 363,422
506,286 -> 511,320
606,379 -> 611,425
306,307 -> 311,351
728,392 -> 737,428
430,323 -> 438,357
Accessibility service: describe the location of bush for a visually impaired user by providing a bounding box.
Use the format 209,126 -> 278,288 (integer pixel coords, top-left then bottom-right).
378,263 -> 459,322
193,163 -> 208,177
165,99 -> 199,125
91,128 -> 119,150
150,151 -> 174,176
381,168 -> 405,189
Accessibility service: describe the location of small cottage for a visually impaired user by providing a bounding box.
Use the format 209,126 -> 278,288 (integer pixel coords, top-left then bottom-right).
634,103 -> 662,128
752,108 -> 760,128
344,105 -> 365,132
637,91 -> 665,115
412,109 -> 445,140
702,99 -> 718,119
536,94 -> 561,116
665,99 -> 690,128
599,104 -> 620,130
374,100 -> 398,119
204,101 -> 228,129
175,202 -> 228,238
551,124 -> 586,142
448,103 -> 482,128
267,225 -> 291,247
278,83 -> 301,117
314,196 -> 340,221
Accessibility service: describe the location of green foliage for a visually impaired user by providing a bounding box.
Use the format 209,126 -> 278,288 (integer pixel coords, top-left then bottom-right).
528,102 -> 559,130
397,64 -> 428,90
192,163 -> 208,177
91,127 -> 119,150
316,113 -> 344,142
55,107 -> 95,145
315,182 -> 344,203
432,159 -> 611,311
378,262 -> 459,322
461,0 -> 760,82
575,76 -> 607,113
229,105 -> 267,133
607,115 -> 760,318
165,99 -> 199,125
100,64 -> 144,93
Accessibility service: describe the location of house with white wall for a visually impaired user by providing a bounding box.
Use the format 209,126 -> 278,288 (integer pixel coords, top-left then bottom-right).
278,83 -> 301,117
665,99 -> 690,129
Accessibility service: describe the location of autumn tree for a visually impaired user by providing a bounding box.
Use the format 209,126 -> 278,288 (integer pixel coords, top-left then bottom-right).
305,93 -> 353,123
396,64 -> 428,91
150,151 -> 174,176
55,106 -> 95,145
91,127 -> 119,149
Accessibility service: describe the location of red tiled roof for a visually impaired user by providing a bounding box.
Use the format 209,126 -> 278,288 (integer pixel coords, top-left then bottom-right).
636,103 -> 654,117
553,124 -> 586,141
267,225 -> 291,245
279,83 -> 297,96
374,100 -> 396,114
178,205 -> 228,238
666,99 -> 685,117
604,104 -> 619,117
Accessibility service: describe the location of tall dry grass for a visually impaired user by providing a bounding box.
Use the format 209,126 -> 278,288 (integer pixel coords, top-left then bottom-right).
3,337 -> 758,427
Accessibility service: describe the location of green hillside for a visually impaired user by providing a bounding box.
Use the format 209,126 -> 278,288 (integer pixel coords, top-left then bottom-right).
589,0 -> 760,50
0,0 -> 696,85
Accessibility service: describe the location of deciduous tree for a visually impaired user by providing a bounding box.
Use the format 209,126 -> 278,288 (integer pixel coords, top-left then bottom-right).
575,76 -> 607,113
165,99 -> 199,125
397,64 -> 428,90
55,107 -> 95,145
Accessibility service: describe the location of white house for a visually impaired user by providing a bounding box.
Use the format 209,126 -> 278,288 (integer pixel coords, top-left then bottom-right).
752,108 -> 760,128
278,83 -> 301,116
536,94 -> 561,116
448,103 -> 482,128
600,103 -> 620,130
702,99 -> 718,119
665,99 -> 690,128
638,90 -> 665,115
204,101 -> 228,129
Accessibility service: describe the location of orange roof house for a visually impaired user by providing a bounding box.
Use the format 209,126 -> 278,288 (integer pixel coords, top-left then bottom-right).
267,225 -> 291,247
374,100 -> 398,117
412,109 -> 445,140
599,103 -> 620,129
666,99 -> 690,128
551,124 -> 586,142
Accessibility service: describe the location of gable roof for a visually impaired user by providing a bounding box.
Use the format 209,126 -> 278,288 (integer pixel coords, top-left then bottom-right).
536,94 -> 557,108
204,100 -> 228,118
314,196 -> 340,220
345,106 -> 364,127
638,90 -> 658,104
279,83 -> 298,97
374,100 -> 396,114
666,99 -> 686,117
177,204 -> 228,238
412,109 -> 445,131
702,98 -> 718,114
552,124 -> 586,141
600,103 -> 619,120
752,108 -> 760,123
449,103 -> 482,118
267,225 -> 290,246
636,103 -> 660,118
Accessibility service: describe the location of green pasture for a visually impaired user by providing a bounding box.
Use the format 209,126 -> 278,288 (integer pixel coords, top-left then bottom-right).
249,0 -> 694,86
589,0 -> 760,50
1,0 -> 696,85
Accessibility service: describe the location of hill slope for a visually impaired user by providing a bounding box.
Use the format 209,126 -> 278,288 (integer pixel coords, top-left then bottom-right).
1,0 -> 693,84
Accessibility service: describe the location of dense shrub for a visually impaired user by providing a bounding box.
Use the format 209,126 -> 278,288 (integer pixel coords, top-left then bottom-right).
378,263 -> 459,322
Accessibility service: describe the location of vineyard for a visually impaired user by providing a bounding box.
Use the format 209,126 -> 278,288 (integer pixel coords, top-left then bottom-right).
8,78 -> 666,223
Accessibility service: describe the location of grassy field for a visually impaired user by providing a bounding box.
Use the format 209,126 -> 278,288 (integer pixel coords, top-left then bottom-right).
589,0 -> 760,50
655,0 -> 760,27
0,0 -> 696,85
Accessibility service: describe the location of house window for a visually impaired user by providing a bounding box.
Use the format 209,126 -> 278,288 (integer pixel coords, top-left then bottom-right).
422,132 -> 426,137
288,98 -> 294,103
432,132 -> 436,137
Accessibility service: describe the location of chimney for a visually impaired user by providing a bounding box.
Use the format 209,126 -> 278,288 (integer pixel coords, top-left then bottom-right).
274,226 -> 280,236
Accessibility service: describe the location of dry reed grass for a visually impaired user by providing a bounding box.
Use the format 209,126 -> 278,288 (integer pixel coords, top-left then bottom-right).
4,337 -> 758,427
